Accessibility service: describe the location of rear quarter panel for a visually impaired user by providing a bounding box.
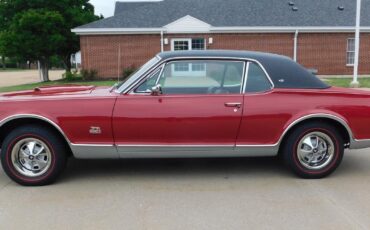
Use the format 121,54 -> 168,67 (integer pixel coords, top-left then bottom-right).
237,87 -> 370,145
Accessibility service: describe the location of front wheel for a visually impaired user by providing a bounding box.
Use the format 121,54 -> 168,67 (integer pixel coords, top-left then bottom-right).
282,122 -> 344,179
1,125 -> 68,186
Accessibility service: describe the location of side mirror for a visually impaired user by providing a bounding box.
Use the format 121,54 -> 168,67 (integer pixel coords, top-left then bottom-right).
151,84 -> 162,96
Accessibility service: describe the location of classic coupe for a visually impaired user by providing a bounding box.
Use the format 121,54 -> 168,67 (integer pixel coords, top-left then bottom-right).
1,50 -> 370,186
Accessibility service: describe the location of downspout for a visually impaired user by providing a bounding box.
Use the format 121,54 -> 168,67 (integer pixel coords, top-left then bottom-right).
294,29 -> 299,62
160,30 -> 164,52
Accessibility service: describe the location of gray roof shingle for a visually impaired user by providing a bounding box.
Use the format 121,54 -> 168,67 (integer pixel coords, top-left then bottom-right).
77,0 -> 370,29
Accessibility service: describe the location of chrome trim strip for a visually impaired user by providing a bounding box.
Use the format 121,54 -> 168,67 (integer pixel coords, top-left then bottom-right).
1,113 -> 362,159
276,113 -> 355,148
155,64 -> 165,85
70,136 -> 370,159
242,62 -> 250,93
71,144 -> 119,159
68,144 -> 278,159
116,144 -> 233,147
237,144 -> 277,147
350,139 -> 370,149
251,61 -> 275,89
0,114 -> 72,144
129,65 -> 164,95
236,113 -> 356,149
117,145 -> 277,158
240,61 -> 247,94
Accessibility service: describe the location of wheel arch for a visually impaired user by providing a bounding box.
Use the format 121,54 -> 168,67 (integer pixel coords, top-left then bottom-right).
0,114 -> 72,155
278,114 -> 352,152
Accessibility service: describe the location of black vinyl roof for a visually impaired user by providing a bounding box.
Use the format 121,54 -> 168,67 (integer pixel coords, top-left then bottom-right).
158,50 -> 329,89
77,0 -> 370,29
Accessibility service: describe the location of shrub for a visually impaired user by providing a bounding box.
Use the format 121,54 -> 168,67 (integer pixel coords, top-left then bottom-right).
81,69 -> 98,81
122,66 -> 136,80
62,71 -> 81,82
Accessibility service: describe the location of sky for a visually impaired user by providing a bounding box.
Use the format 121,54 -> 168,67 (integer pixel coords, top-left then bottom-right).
89,0 -> 161,18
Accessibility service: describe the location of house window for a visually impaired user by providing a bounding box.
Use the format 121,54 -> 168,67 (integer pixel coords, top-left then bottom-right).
347,38 -> 355,66
174,62 -> 190,71
192,63 -> 206,71
173,40 -> 190,51
191,38 -> 205,50
171,38 -> 206,75
171,38 -> 206,51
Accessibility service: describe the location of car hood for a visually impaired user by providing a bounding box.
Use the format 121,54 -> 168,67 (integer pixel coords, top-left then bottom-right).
0,85 -> 100,98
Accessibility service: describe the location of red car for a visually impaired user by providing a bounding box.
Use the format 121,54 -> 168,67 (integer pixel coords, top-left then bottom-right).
1,50 -> 369,186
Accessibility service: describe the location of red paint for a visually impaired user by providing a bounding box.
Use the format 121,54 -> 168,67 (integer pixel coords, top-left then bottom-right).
113,94 -> 243,145
1,85 -> 370,146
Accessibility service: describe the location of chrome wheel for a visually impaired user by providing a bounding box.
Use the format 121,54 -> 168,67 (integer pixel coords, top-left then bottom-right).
296,132 -> 335,170
10,138 -> 52,177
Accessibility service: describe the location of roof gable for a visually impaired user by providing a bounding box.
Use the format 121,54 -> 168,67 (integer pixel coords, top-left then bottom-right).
164,15 -> 211,33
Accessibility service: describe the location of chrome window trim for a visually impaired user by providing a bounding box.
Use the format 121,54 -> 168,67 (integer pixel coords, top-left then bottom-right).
242,62 -> 250,93
244,61 -> 274,94
254,61 -> 275,90
114,56 -> 162,94
130,59 -> 246,95
118,56 -> 275,95
131,64 -> 164,95
155,64 -> 165,85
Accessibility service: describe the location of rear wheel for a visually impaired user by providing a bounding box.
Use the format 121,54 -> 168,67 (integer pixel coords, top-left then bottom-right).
282,122 -> 344,179
1,125 -> 68,186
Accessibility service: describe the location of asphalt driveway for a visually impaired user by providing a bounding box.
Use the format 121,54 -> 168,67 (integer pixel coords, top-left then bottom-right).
0,149 -> 370,229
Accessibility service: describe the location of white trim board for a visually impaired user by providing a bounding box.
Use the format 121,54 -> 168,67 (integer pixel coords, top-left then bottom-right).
164,15 -> 211,33
72,26 -> 370,35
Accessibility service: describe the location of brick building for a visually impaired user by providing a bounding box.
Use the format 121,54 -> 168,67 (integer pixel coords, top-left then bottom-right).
72,0 -> 370,78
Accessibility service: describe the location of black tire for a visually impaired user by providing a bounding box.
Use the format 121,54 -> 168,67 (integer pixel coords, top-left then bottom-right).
282,122 -> 344,179
1,125 -> 68,186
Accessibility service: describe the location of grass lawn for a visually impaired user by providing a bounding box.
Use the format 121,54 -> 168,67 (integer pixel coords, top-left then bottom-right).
0,78 -> 117,93
0,76 -> 369,93
322,78 -> 370,88
0,68 -> 25,72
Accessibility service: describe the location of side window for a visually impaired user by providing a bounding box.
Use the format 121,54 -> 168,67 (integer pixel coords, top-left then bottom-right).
135,69 -> 161,93
245,62 -> 272,93
157,60 -> 244,95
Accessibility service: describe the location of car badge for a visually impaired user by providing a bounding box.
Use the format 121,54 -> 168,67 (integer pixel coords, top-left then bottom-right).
89,126 -> 102,135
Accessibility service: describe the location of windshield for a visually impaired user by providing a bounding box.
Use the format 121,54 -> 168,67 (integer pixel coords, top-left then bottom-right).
115,56 -> 160,92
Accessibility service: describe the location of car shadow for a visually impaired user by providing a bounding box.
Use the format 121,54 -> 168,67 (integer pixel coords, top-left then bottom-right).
58,149 -> 370,183
60,156 -> 293,183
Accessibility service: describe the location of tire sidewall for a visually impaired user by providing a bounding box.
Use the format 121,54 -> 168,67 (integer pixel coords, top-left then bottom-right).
284,123 -> 344,178
1,126 -> 66,186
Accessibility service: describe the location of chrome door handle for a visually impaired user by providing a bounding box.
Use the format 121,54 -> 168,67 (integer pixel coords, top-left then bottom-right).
224,102 -> 242,108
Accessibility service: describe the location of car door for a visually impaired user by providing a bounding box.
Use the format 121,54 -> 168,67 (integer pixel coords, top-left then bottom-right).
112,59 -> 246,157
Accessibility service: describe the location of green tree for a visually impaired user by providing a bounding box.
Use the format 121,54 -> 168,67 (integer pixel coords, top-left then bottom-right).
0,0 -> 100,81
4,10 -> 65,80
0,33 -> 5,69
